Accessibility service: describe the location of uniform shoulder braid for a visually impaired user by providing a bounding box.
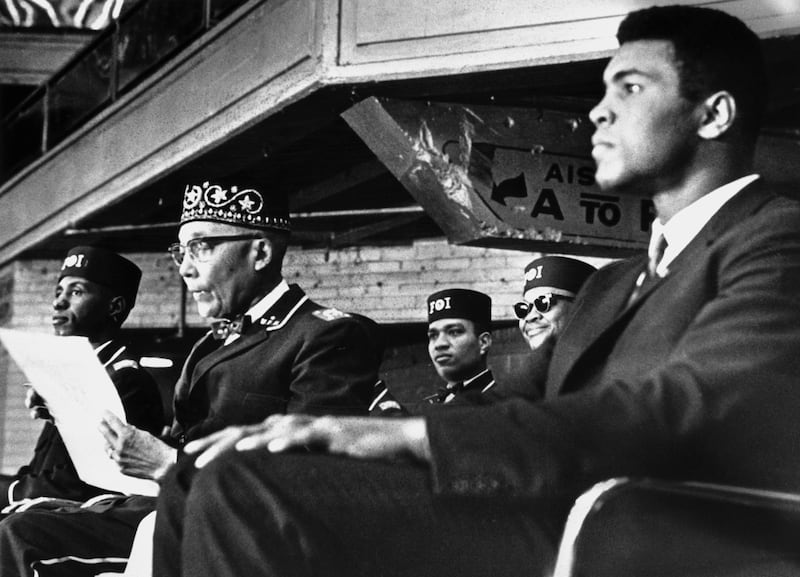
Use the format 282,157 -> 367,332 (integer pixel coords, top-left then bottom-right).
311,308 -> 352,322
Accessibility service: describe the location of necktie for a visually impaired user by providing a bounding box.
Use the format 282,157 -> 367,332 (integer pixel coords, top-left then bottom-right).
209,315 -> 251,341
629,233 -> 667,304
647,232 -> 668,277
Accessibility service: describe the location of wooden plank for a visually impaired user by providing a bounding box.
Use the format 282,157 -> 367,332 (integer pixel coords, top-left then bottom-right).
329,213 -> 424,247
0,30 -> 92,85
343,96 -> 653,256
289,160 -> 386,210
335,0 -> 800,85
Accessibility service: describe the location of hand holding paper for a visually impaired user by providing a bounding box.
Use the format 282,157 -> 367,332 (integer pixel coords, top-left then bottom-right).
100,412 -> 176,481
0,329 -> 160,496
24,384 -> 52,422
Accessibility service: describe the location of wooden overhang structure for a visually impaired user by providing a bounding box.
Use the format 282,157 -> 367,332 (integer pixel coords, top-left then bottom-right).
1,0 -> 799,263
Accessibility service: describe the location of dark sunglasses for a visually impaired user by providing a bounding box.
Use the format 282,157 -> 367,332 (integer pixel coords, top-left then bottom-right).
513,294 -> 573,319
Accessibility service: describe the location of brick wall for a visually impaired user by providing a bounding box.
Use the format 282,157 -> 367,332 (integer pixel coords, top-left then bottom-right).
0,239 -> 609,473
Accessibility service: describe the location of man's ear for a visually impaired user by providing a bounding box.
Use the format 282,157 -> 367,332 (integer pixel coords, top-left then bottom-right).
697,90 -> 736,140
108,296 -> 126,324
478,331 -> 492,355
253,237 -> 273,271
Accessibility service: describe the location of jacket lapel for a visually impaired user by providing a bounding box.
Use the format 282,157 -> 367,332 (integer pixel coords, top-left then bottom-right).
547,180 -> 773,397
173,331 -> 220,402
186,284 -> 310,395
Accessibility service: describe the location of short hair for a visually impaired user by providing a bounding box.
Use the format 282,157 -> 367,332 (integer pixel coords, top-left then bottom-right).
617,5 -> 767,141
261,228 -> 290,267
471,319 -> 491,337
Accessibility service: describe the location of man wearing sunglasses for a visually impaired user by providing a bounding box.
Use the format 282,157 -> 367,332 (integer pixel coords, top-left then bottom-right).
0,177 -> 382,577
515,256 -> 597,353
508,256 -> 597,401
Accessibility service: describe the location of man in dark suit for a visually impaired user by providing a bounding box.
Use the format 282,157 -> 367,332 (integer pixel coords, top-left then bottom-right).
153,6 -> 800,577
0,246 -> 163,510
0,178 -> 382,576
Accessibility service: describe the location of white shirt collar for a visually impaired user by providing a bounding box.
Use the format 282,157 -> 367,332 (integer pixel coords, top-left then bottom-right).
652,174 -> 759,276
246,279 -> 290,321
223,279 -> 289,345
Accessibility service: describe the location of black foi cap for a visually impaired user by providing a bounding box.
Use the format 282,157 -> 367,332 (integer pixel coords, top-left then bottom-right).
427,288 -> 491,329
523,256 -> 596,300
58,246 -> 142,308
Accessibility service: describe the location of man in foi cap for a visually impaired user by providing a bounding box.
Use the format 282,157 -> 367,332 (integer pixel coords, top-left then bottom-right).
0,246 -> 164,511
515,256 -> 597,352
0,178 -> 382,576
371,288 -> 495,415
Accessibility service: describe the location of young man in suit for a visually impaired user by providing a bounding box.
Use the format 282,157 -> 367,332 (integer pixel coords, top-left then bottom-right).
371,288 -> 495,415
0,246 -> 164,510
154,6 -> 800,577
0,178 -> 382,576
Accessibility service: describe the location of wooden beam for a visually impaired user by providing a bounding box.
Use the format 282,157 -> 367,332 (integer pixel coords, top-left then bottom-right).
329,213 -> 423,247
0,30 -> 92,85
342,96 -> 652,256
289,160 -> 386,210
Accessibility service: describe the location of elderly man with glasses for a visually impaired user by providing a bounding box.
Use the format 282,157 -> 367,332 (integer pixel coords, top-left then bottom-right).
0,177 -> 383,577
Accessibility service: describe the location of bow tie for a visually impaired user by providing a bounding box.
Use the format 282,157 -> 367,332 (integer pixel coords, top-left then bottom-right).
209,315 -> 251,341
425,381 -> 464,405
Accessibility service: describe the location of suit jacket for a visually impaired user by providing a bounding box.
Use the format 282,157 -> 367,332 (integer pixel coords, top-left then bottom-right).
426,181 -> 800,501
169,284 -> 381,445
5,340 -> 163,504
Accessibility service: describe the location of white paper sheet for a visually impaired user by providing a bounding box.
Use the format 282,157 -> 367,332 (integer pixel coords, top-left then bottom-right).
0,329 -> 159,497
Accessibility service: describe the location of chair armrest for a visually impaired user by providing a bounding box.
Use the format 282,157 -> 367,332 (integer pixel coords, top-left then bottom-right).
552,478 -> 800,577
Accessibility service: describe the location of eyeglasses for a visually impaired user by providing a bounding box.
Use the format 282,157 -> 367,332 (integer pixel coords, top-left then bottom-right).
513,294 -> 573,319
168,235 -> 262,265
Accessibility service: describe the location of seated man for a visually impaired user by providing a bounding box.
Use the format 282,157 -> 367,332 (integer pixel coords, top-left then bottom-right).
152,6 -> 800,577
511,255 -> 596,399
370,288 -> 494,415
0,246 -> 163,510
0,177 -> 382,577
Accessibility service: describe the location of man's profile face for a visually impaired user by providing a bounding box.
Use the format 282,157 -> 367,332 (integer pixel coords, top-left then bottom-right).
52,276 -> 113,337
427,318 -> 486,382
589,39 -> 699,194
177,221 -> 258,319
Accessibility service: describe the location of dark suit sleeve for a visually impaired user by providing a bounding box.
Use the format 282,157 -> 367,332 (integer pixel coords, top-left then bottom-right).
112,362 -> 166,436
426,197 -> 800,500
285,315 -> 382,416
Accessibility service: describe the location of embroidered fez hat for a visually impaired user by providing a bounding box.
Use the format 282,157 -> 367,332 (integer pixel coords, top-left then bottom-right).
523,256 -> 596,301
427,288 -> 492,329
58,246 -> 142,307
180,177 -> 290,231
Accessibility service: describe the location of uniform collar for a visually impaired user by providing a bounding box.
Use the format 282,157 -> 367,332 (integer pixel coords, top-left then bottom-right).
246,279 -> 290,321
94,339 -> 126,367
449,368 -> 495,393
